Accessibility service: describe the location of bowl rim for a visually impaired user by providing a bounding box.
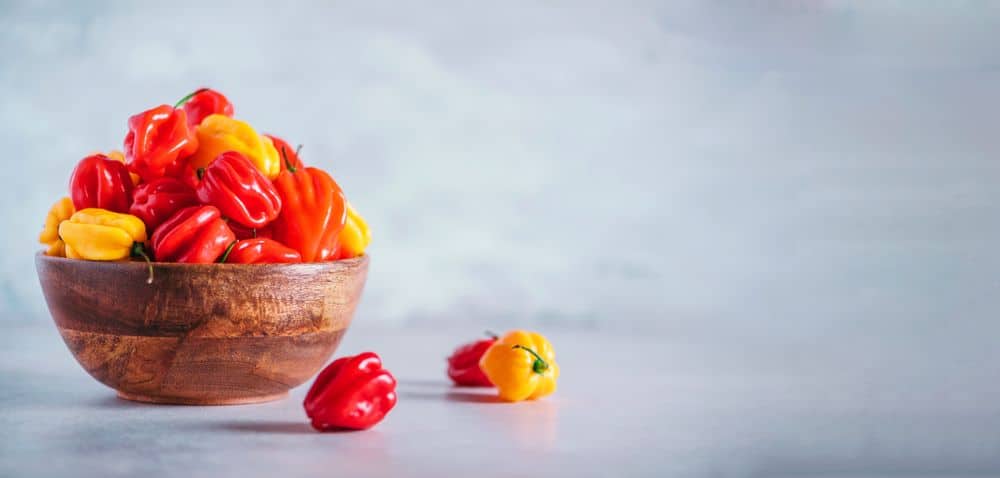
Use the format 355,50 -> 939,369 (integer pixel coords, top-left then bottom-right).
35,251 -> 368,269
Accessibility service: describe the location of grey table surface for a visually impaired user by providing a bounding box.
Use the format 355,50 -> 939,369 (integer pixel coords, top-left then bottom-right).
2,319 -> 999,478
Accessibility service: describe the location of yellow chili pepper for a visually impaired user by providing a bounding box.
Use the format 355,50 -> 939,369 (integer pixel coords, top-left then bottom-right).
188,114 -> 281,179
38,197 -> 75,257
479,330 -> 559,402
336,203 -> 371,259
59,208 -> 154,283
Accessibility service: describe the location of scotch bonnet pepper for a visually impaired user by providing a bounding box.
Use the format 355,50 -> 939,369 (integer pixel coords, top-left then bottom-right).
479,330 -> 559,402
188,114 -> 280,180
220,238 -> 301,264
333,203 -> 371,260
304,352 -> 397,431
58,208 -> 154,283
270,159 -> 347,262
195,151 -> 282,229
38,197 -> 75,257
124,104 -> 199,182
265,135 -> 303,172
178,88 -> 234,129
151,205 -> 235,263
447,333 -> 497,387
129,177 -> 200,233
69,154 -> 135,213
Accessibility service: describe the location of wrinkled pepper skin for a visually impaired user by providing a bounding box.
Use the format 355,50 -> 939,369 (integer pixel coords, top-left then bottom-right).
129,177 -> 200,232
179,88 -> 234,128
264,134 -> 303,172
124,104 -> 199,182
59,208 -> 147,261
304,352 -> 397,431
151,205 -> 234,263
38,197 -> 75,257
189,114 -> 281,180
333,203 -> 371,260
69,154 -> 135,213
195,151 -> 282,228
480,330 -> 559,402
271,165 -> 347,262
447,335 -> 497,387
221,238 -> 302,264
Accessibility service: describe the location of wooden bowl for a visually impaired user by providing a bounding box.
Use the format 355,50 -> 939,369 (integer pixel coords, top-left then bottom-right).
35,253 -> 369,405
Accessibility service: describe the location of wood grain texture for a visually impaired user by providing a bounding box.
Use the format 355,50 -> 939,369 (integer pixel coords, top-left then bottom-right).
36,253 -> 368,405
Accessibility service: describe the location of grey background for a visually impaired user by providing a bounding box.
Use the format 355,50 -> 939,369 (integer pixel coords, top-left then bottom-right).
2,1 -> 999,335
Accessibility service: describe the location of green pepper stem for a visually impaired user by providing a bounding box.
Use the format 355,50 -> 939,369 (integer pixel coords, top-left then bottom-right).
280,146 -> 297,173
485,330 -> 499,340
512,345 -> 549,374
174,88 -> 208,108
131,242 -> 154,284
295,144 -> 303,157
218,240 -> 237,263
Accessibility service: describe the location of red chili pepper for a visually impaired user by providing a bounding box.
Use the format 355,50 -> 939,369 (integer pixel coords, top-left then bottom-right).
304,352 -> 397,431
124,104 -> 199,182
178,88 -> 234,129
220,238 -> 302,264
195,151 -> 282,228
129,177 -> 199,232
264,135 -> 303,172
69,154 -> 134,213
151,205 -> 235,263
229,222 -> 273,240
270,160 -> 347,262
447,333 -> 498,387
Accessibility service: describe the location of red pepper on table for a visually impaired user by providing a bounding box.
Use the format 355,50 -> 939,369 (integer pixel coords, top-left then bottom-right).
195,151 -> 282,229
150,205 -> 235,263
124,104 -> 199,182
264,135 -> 303,172
129,177 -> 199,232
219,238 -> 302,264
270,158 -> 347,262
178,88 -> 234,129
69,154 -> 135,213
447,333 -> 498,387
304,352 -> 397,431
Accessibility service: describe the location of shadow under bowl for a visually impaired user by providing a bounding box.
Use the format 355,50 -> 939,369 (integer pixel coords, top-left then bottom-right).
35,253 -> 369,405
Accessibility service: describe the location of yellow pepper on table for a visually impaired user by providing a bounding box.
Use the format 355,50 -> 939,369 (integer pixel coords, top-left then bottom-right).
38,197 -> 75,257
333,203 -> 371,259
479,330 -> 559,402
187,114 -> 281,179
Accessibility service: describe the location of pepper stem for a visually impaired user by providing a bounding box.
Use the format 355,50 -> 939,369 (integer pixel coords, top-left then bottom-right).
196,167 -> 206,181
280,146 -> 297,173
485,330 -> 499,340
512,345 -> 549,374
295,144 -> 303,157
174,88 -> 208,108
219,240 -> 237,263
131,242 -> 154,284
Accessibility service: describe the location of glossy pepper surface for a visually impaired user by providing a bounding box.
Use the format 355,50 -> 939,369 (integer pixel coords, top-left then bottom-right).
105,150 -> 141,186
264,135 -> 303,172
129,177 -> 200,232
69,154 -> 135,213
333,203 -> 371,260
195,151 -> 282,228
151,205 -> 235,263
480,330 -> 559,402
304,352 -> 397,431
220,238 -> 302,264
447,334 -> 497,387
58,208 -> 147,261
178,88 -> 234,128
229,222 -> 273,240
124,104 -> 199,182
38,197 -> 75,257
270,161 -> 347,262
189,114 -> 281,179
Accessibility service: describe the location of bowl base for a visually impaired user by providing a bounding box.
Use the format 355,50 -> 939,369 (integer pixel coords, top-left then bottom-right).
117,391 -> 289,406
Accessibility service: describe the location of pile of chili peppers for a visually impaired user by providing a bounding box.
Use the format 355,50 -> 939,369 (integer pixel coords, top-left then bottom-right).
39,88 -> 370,275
